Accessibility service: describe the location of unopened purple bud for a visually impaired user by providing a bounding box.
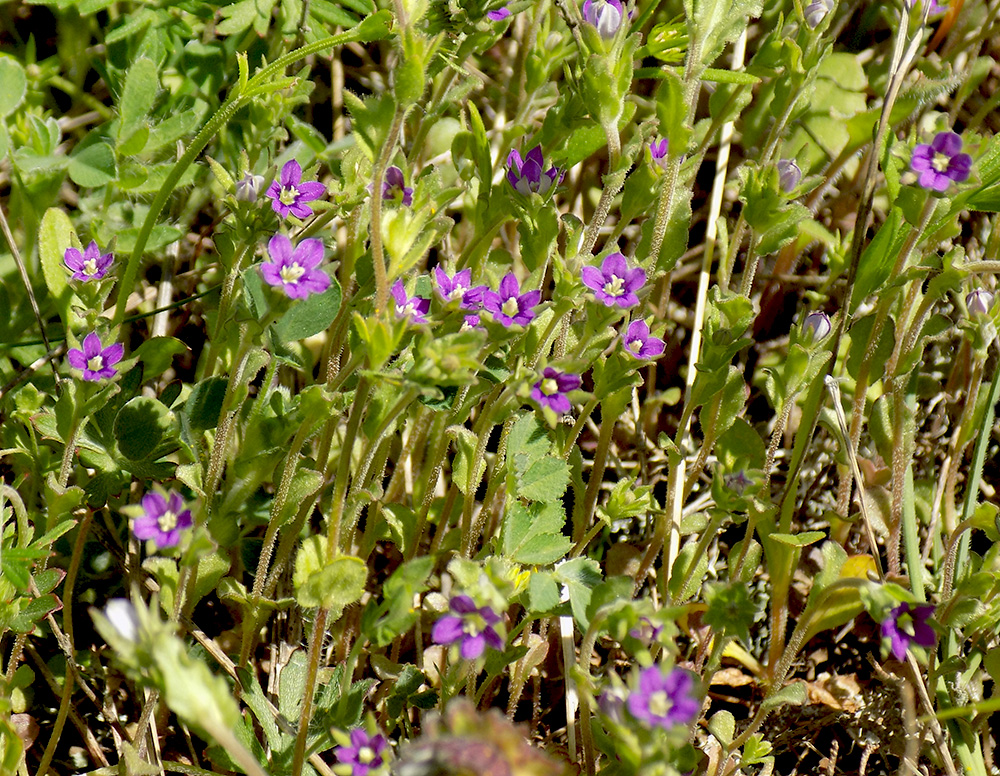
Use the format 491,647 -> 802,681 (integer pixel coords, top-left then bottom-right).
802,311 -> 832,342
583,0 -> 624,39
236,172 -> 265,202
777,159 -> 802,193
804,0 -> 833,27
649,138 -> 669,171
967,289 -> 994,317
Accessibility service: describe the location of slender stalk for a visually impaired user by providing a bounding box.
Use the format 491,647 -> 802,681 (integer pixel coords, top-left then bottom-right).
370,108 -> 407,312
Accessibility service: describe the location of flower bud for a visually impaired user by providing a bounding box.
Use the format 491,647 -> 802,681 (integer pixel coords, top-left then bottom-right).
967,289 -> 994,317
802,311 -> 832,342
804,0 -> 834,27
235,172 -> 264,202
104,599 -> 140,642
649,138 -> 669,172
583,0 -> 624,39
777,159 -> 802,193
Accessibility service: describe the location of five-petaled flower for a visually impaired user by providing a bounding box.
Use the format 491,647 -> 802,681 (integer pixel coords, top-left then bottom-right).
434,267 -> 486,310
881,602 -> 935,661
261,234 -> 331,299
484,273 -> 541,327
530,367 -> 581,413
622,320 -> 665,359
132,491 -> 193,549
68,332 -> 124,382
487,5 -> 512,20
582,253 -> 646,308
391,280 -> 430,323
381,166 -> 413,207
334,729 -> 389,776
506,146 -> 561,196
583,0 -> 624,39
265,160 -> 326,219
64,241 -> 113,282
910,132 -> 972,192
649,138 -> 669,171
627,666 -> 700,730
432,595 -> 504,659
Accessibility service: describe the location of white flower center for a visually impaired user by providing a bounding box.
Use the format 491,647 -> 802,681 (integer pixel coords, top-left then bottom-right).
932,152 -> 951,173
541,378 -> 559,396
449,283 -> 467,300
280,263 -> 305,284
463,613 -> 486,637
648,690 -> 672,718
603,275 -> 625,297
501,297 -> 520,317
158,509 -> 178,533
397,301 -> 415,317
83,258 -> 98,276
279,186 -> 299,205
86,355 -> 104,372
358,746 -> 376,765
628,338 -> 643,353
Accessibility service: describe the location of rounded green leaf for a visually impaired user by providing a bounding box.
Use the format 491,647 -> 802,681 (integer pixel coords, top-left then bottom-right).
0,57 -> 26,117
68,142 -> 117,187
114,396 -> 176,461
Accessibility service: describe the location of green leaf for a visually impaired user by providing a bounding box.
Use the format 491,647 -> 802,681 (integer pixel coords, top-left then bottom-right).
702,580 -> 760,644
217,0 -> 277,36
9,594 -> 61,633
68,142 -> 117,187
707,710 -> 735,747
37,208 -> 75,325
762,681 -> 807,711
183,376 -> 228,432
528,571 -> 561,613
514,455 -> 569,503
851,207 -> 905,312
554,557 -> 602,629
273,274 -> 342,342
769,531 -> 826,548
133,337 -> 188,380
293,537 -> 367,613
506,413 -> 552,468
114,396 -> 176,461
117,58 -> 159,147
450,425 -> 484,495
501,502 -> 571,566
0,57 -> 27,117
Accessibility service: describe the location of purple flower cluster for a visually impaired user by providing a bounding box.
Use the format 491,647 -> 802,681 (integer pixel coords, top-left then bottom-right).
260,234 -> 331,299
627,666 -> 700,730
132,490 -> 193,549
531,368 -> 581,413
910,132 -> 972,192
266,160 -> 326,219
432,595 -> 504,659
335,729 -> 388,776
64,241 -> 113,282
68,333 -> 124,382
881,602 -> 935,661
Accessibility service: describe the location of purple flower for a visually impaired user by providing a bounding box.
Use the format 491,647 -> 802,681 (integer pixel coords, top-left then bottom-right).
649,138 -> 669,171
622,320 -> 665,359
530,367 -> 581,413
583,0 -> 624,38
434,267 -> 473,302
432,595 -> 504,659
629,616 -> 665,643
881,602 -> 935,661
967,289 -> 994,317
381,166 -> 413,207
487,5 -> 512,19
334,729 -> 388,776
391,280 -> 430,323
462,314 -> 484,330
777,159 -> 802,193
506,146 -> 561,196
483,273 -> 541,327
67,332 -> 124,382
64,241 -> 113,282
802,311 -> 832,342
582,252 -> 646,308
261,234 -> 331,300
626,666 -> 700,730
132,491 -> 193,549
236,172 -> 265,203
910,132 -> 972,192
265,160 -> 326,219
